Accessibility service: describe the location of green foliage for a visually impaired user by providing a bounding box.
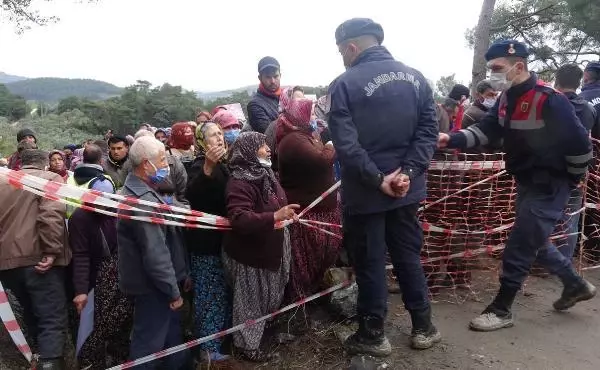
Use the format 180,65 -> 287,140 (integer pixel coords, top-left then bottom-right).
0,84 -> 27,121
5,77 -> 122,103
0,110 -> 99,156
0,79 -> 329,154
433,74 -> 463,103
480,0 -> 600,77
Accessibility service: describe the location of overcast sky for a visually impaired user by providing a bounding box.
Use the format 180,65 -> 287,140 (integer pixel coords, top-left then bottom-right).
0,0 -> 483,92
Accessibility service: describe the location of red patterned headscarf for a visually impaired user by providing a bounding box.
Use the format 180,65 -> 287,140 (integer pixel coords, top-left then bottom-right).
168,122 -> 195,150
275,88 -> 314,144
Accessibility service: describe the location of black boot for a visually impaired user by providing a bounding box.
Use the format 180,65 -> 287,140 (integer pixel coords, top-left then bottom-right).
343,315 -> 391,357
470,285 -> 517,332
553,279 -> 596,311
36,358 -> 66,370
409,306 -> 442,350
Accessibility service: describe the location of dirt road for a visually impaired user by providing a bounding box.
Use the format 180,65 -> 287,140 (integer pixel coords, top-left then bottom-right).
2,270 -> 599,369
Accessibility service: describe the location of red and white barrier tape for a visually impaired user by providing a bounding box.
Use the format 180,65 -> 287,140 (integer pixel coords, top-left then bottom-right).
0,167 -> 229,227
0,281 -> 33,363
428,160 -> 505,171
106,280 -> 352,370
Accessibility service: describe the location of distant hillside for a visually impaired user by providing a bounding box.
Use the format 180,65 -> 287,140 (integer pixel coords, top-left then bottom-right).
5,78 -> 122,102
197,84 -> 328,101
197,85 -> 257,101
0,72 -> 27,84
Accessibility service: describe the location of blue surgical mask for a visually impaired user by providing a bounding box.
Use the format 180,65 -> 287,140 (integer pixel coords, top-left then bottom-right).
162,195 -> 174,205
310,120 -> 318,132
148,161 -> 170,184
224,129 -> 240,144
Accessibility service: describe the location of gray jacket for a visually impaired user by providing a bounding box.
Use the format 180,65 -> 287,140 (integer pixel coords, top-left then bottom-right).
117,173 -> 188,300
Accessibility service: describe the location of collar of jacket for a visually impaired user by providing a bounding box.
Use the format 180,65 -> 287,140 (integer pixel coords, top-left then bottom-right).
505,72 -> 538,99
108,155 -> 127,168
582,81 -> 600,92
351,45 -> 394,68
473,101 -> 489,112
21,165 -> 44,170
562,91 -> 578,100
123,172 -> 166,205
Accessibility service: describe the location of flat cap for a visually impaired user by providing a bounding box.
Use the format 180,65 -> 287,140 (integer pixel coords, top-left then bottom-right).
585,62 -> 600,72
485,40 -> 529,61
335,18 -> 384,45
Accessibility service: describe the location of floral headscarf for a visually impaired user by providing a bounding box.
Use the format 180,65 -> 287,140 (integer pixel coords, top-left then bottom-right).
168,122 -> 195,150
229,132 -> 277,199
275,88 -> 314,144
195,122 -> 227,158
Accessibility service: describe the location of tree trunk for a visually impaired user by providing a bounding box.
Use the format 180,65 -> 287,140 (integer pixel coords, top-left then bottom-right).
471,0 -> 497,97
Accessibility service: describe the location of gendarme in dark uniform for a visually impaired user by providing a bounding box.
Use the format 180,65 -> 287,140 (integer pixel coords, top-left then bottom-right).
442,40 -> 596,332
328,18 -> 440,356
580,61 -> 600,138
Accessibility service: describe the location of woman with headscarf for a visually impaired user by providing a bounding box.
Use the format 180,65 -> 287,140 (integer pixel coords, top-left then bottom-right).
212,110 -> 242,146
196,111 -> 212,125
48,150 -> 69,182
276,89 -> 342,302
223,132 -> 299,362
168,122 -> 196,162
184,122 -> 237,366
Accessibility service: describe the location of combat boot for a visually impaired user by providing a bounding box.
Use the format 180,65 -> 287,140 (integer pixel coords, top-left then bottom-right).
470,284 -> 517,332
553,279 -> 596,311
344,315 -> 391,357
409,306 -> 442,350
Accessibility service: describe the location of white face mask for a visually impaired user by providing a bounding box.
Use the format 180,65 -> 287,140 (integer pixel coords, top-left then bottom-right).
489,65 -> 517,91
258,158 -> 272,168
482,98 -> 497,109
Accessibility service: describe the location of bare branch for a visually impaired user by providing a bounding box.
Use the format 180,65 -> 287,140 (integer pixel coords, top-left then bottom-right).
490,3 -> 560,32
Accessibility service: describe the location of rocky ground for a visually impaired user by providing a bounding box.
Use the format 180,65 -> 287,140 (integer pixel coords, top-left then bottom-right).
2,270 -> 599,369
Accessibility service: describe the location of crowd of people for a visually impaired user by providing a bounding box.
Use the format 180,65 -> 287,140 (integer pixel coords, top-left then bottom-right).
1,16 -> 600,370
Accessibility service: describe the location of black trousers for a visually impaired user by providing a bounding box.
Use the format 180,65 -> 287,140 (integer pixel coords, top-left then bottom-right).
344,204 -> 430,320
0,266 -> 68,359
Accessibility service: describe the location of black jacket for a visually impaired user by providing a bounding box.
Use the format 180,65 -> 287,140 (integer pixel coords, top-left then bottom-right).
247,90 -> 279,133
448,74 -> 592,185
563,91 -> 597,132
577,82 -> 600,138
328,46 -> 438,215
185,157 -> 229,256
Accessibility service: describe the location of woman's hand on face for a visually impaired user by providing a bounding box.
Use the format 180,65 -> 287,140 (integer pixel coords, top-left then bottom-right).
274,204 -> 301,222
203,145 -> 227,176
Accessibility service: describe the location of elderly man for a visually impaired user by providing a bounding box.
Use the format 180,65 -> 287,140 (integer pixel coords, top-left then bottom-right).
329,18 -> 440,356
117,136 -> 189,369
0,149 -> 71,370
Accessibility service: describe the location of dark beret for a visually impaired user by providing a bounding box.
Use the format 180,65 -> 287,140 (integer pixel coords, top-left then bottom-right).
335,18 -> 384,45
485,40 -> 529,61
448,84 -> 470,100
585,62 -> 600,73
